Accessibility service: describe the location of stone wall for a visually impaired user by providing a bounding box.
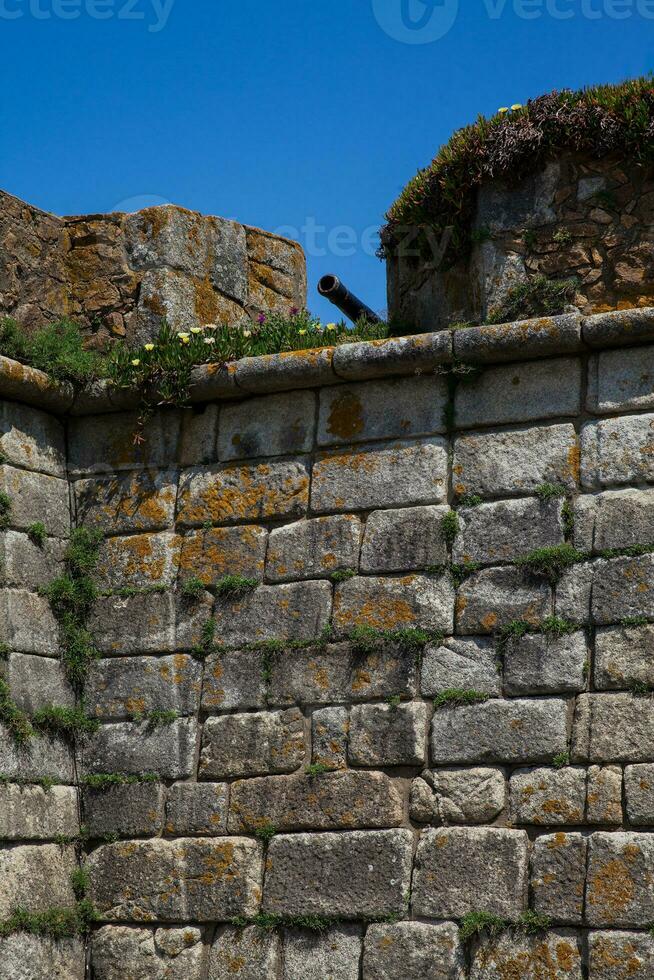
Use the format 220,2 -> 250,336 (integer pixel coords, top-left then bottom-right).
0,190 -> 306,346
389,153 -> 654,331
4,307 -> 654,977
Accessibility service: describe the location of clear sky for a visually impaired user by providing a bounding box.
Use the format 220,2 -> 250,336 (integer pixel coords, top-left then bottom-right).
1,0 -> 652,322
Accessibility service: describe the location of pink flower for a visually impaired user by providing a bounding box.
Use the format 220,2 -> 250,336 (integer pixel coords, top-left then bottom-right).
257,313 -> 266,325
290,306 -> 299,316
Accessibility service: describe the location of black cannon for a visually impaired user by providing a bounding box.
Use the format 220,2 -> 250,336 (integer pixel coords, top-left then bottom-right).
317,275 -> 381,325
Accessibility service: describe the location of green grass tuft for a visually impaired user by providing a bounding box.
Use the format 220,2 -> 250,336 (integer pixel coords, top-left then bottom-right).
214,575 -> 259,599
27,522 -> 47,547
81,772 -> 159,790
253,823 -> 277,844
516,543 -> 585,584
441,510 -> 459,548
181,576 -> 205,599
433,689 -> 491,710
329,569 -> 357,583
535,483 -> 567,501
459,911 -> 508,941
552,751 -> 571,769
32,706 -> 99,740
0,679 -> 33,745
305,763 -> 331,778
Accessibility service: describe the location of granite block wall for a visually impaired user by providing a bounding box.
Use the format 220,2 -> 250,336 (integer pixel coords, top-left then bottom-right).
4,311 -> 654,976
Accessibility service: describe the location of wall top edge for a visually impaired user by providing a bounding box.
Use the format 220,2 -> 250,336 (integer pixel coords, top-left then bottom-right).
3,306 -> 654,417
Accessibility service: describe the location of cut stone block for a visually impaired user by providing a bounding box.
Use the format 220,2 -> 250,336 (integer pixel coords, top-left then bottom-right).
90,591 -> 212,656
95,531 -> 181,590
576,488 -> 654,554
82,781 -> 165,838
625,764 -> 654,825
0,465 -> 70,538
218,390 -> 315,461
363,921 -> 465,980
0,723 -> 74,783
469,930 -> 582,979
0,400 -> 66,477
333,574 -> 454,635
503,631 -> 587,695
421,636 -> 502,698
0,531 -> 65,591
74,469 -> 178,535
0,843 -> 77,917
179,523 -> 269,589
0,588 -> 61,655
573,693 -> 654,763
201,649 -> 267,713
530,832 -> 587,925
555,562 -> 593,623
410,768 -> 506,825
212,580 -> 332,647
1,653 -> 74,714
266,643 -> 352,708
311,706 -> 348,770
0,935 -> 85,980
0,784 -> 78,840
588,343 -> 654,413
282,925 -> 363,980
509,767 -> 586,825
586,831 -> 654,926
67,410 -> 181,475
455,566 -> 551,635
360,505 -> 449,574
581,414 -> 654,489
591,555 -> 654,624
266,515 -> 361,582
199,709 -> 305,779
588,930 -> 654,979
587,765 -> 623,825
81,718 -> 198,779
85,655 -> 202,720
92,925 -> 205,980
453,497 -> 564,567
595,624 -> 654,689
209,925 -> 280,980
165,782 -> 229,836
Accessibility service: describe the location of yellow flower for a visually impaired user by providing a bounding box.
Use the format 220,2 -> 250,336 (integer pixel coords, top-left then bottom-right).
498,107 -> 509,114
190,327 -> 202,334
511,103 -> 523,111
144,344 -> 154,351
131,359 -> 140,367
299,329 -> 307,336
326,323 -> 337,331
179,336 -> 190,345
177,332 -> 190,340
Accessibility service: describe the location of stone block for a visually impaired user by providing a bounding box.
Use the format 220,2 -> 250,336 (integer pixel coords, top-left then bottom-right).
412,827 -> 528,919
85,655 -> 202,720
509,767 -> 586,825
317,376 -> 448,446
263,829 -> 413,919
360,505 -> 449,574
587,765 -> 623,825
595,624 -> 654,689
81,718 -> 198,779
2,935 -> 83,978
92,925 -> 205,980
410,768 -> 506,825
68,410 -> 181,476
582,414 -> 654,489
213,581 -> 332,647
266,643 -> 352,707
591,555 -> 654,624
95,531 -> 181,591
589,931 -> 654,979
234,348 -> 336,395
453,497 -> 564,567
165,783 -> 228,836
555,562 -> 593,623
74,469 -> 178,535
333,574 -> 454,635
1,653 -> 74,714
573,693 -> 654,763
625,764 -> 654,824
209,925 -> 280,980
90,591 -> 212,655
0,589 -> 60,655
0,723 -> 74,783
452,424 -> 579,499
455,566 -> 551,635
469,931 -> 582,979
202,649 -> 266,713
577,488 -> 654,554
455,357 -> 581,428
348,702 -> 426,766
311,439 -> 448,513
363,921 -> 465,980
454,314 -> 583,364
0,465 -> 70,537
176,459 -> 309,528
218,390 -> 315,460
421,636 -> 502,698
588,343 -> 654,413
229,770 -> 403,835
282,925 -> 363,980
179,403 -> 219,466
332,331 -> 451,380
89,837 -> 262,922
0,843 -> 77,917
179,525 -> 267,586
431,698 -> 568,765
0,531 -> 65,590
266,515 -> 362,582
311,706 -> 348,770
0,400 -> 66,477
348,638 -> 420,700
586,832 -> 654,926
199,709 -> 305,779
82,782 -> 165,838
530,832 -> 587,925
504,631 -> 587,695
0,783 -> 78,840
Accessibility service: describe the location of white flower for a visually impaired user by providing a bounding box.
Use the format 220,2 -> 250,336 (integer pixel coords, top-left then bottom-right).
243,330 -> 252,338
203,337 -> 216,345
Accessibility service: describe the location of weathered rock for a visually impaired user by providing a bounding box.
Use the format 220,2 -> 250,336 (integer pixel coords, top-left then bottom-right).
81,718 -> 198,779
83,781 -> 165,838
68,410 -> 181,475
0,588 -> 60,655
453,497 -> 564,567
625,764 -> 654,824
266,643 -> 352,707
430,698 -> 568,765
573,693 -> 654,763
591,555 -> 654,624
363,921 -> 465,980
582,414 -> 654,489
348,638 -> 420,701
266,515 -> 361,582
212,581 -> 332,647
456,357 -> 581,428
311,706 -> 348,770
0,400 -> 66,477
317,376 -> 448,446
421,636 -> 502,697
201,649 -> 267,713
219,390 -> 315,461
588,930 -> 654,979
503,631 -> 587,695
199,709 -> 305,779
0,934 -> 85,980
360,505 -> 449,573
587,766 -> 623,825
176,460 -> 309,527
88,838 -> 262,922
412,827 -> 529,918
348,702 -> 426,766
452,424 -> 579,498
575,488 -> 654,554
165,783 -> 228,836
469,930 -> 582,979
555,562 -> 593,623
333,574 -> 454,635
86,654 -> 202,719
92,925 -> 205,980
0,783 -> 78,840
455,566 -> 551,634
90,591 -> 212,656
0,843 -> 77,916
0,465 -> 70,537
410,768 -> 506,825
283,925 -> 363,980
311,439 -> 448,513
595,624 -> 654,689
509,768 -> 586,825
263,829 -> 413,919
74,469 -> 178,535
530,832 -> 587,925
1,653 -> 74,714
588,343 -> 654,413
585,831 -> 654,926
228,770 -> 403,834
95,532 -> 181,590
0,531 -> 65,590
209,926 -> 280,980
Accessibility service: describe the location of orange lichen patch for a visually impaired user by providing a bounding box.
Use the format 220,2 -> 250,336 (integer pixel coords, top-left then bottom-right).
587,857 -> 636,917
326,391 -> 365,441
481,612 -> 498,631
334,594 -> 415,631
478,938 -> 577,980
564,443 -> 581,484
540,799 -> 583,822
455,596 -> 468,617
177,465 -> 308,526
125,697 -> 146,715
179,526 -> 264,583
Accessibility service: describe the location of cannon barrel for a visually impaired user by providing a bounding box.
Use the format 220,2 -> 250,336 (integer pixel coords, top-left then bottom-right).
317,275 -> 381,325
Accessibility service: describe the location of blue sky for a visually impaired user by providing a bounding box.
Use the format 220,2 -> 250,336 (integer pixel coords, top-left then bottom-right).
1,0 -> 652,322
